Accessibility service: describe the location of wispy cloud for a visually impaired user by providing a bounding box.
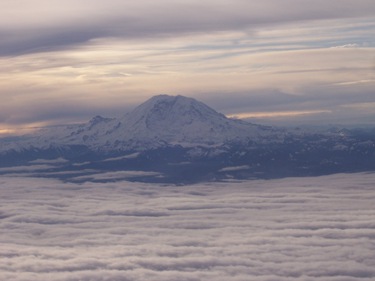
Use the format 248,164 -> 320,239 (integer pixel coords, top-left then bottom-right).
228,110 -> 332,119
0,164 -> 57,172
73,170 -> 163,181
219,165 -> 251,172
29,157 -> 69,164
102,153 -> 140,162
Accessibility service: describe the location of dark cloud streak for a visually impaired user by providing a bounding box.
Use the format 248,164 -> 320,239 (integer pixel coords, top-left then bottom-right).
2,0 -> 375,56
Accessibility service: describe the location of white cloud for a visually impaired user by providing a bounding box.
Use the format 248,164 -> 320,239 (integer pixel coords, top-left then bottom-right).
0,164 -> 56,172
102,152 -> 140,162
332,43 -> 360,48
29,157 -> 69,164
72,170 -> 163,181
219,165 -> 250,172
1,173 -> 375,280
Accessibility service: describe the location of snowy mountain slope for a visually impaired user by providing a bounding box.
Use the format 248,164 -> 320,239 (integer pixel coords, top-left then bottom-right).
106,95 -> 280,148
0,95 -> 282,152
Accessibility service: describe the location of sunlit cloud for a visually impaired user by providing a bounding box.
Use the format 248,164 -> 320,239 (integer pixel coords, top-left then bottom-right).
228,110 -> 332,119
0,128 -> 15,136
0,122 -> 61,136
334,79 -> 375,85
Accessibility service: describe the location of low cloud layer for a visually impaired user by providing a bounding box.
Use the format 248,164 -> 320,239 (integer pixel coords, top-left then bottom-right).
1,173 -> 375,280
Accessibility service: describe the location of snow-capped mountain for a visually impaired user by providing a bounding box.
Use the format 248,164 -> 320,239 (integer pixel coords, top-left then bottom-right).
0,95 -> 281,152
1,95 -> 374,184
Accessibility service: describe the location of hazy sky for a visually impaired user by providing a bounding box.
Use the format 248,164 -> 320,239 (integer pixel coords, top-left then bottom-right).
1,0 -> 375,134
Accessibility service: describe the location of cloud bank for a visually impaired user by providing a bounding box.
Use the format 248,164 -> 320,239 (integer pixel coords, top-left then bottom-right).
1,173 -> 375,280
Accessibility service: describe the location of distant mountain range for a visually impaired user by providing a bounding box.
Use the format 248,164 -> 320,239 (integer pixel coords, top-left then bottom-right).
1,95 -> 374,183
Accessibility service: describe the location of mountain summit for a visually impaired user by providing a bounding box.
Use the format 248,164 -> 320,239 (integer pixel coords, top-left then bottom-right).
125,95 -> 227,129
111,94 -> 271,147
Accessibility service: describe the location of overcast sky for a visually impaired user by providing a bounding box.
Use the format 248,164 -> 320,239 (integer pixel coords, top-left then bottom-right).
1,0 -> 375,134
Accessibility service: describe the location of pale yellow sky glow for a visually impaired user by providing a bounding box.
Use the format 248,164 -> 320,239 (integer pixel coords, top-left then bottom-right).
0,122 -> 57,136
0,129 -> 15,135
0,0 -> 374,132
